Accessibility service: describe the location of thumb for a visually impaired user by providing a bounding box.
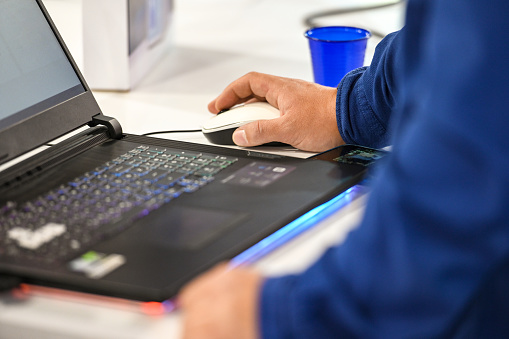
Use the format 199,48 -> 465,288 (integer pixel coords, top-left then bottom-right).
232,119 -> 282,147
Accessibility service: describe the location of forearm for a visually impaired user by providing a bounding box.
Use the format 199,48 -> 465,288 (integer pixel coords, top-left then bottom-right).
336,31 -> 402,148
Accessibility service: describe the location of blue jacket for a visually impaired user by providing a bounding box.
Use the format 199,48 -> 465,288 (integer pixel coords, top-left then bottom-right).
261,1 -> 509,338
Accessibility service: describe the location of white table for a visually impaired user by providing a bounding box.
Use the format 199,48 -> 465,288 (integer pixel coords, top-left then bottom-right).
0,1 -> 404,338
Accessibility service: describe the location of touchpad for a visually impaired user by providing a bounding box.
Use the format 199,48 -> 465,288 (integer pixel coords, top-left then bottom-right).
145,205 -> 249,250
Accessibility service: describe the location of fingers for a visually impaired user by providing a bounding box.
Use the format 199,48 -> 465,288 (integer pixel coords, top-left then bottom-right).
208,72 -> 282,113
232,119 -> 286,147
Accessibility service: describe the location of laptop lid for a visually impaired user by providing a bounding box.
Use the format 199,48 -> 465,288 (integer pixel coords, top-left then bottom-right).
0,0 -> 102,165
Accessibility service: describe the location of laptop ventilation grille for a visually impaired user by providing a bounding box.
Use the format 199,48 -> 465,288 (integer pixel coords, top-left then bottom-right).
1,129 -> 110,190
124,134 -> 248,157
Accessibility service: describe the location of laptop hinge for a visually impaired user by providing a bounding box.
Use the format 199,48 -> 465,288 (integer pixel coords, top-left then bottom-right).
89,114 -> 123,139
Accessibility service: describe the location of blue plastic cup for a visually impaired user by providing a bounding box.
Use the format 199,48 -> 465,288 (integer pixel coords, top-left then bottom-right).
305,26 -> 371,87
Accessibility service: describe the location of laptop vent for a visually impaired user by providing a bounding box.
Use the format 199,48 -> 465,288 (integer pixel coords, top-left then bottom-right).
1,127 -> 111,190
123,134 -> 283,159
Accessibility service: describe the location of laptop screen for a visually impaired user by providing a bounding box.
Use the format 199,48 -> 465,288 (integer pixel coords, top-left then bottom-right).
0,0 -> 85,132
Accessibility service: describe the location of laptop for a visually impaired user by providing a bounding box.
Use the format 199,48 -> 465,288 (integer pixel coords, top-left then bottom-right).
0,0 -> 366,302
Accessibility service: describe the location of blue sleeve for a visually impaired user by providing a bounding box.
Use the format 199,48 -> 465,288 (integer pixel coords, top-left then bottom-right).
336,30 -> 402,148
261,1 -> 509,338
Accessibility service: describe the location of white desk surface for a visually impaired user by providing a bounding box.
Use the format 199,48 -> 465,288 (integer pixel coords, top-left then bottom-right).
0,1 -> 404,338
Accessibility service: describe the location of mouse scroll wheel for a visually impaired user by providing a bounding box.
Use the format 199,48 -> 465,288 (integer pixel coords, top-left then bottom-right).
217,109 -> 229,115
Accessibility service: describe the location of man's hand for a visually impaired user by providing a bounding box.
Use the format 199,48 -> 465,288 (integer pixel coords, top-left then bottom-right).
208,72 -> 344,152
178,263 -> 264,339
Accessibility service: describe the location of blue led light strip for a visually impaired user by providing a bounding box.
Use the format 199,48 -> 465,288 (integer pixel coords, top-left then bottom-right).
230,185 -> 363,268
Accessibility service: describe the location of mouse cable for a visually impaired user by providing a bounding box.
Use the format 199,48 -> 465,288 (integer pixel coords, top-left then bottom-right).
141,129 -> 202,137
303,0 -> 405,38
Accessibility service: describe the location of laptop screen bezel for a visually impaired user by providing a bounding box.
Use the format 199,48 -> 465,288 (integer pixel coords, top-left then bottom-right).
0,0 -> 103,166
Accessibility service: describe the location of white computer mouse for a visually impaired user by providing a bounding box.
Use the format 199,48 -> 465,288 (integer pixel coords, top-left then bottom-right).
202,102 -> 281,145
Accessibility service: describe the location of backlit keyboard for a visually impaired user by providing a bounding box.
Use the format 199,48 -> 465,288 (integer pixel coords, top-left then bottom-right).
0,145 -> 237,264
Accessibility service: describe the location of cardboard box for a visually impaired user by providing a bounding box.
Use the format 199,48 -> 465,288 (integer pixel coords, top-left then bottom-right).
83,0 -> 173,91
